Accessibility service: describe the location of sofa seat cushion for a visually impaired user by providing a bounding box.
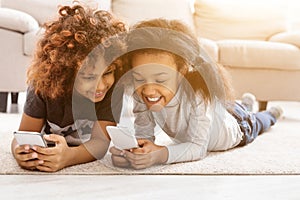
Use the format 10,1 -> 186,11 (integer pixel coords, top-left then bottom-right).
112,0 -> 194,28
217,40 -> 300,70
193,0 -> 287,40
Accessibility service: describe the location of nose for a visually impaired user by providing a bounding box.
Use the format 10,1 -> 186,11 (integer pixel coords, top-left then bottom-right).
96,78 -> 107,91
141,84 -> 156,96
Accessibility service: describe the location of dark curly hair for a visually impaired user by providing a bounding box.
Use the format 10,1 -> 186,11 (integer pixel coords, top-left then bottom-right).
27,4 -> 126,99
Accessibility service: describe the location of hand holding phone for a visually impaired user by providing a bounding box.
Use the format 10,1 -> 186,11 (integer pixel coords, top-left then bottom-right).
14,131 -> 48,148
106,126 -> 138,150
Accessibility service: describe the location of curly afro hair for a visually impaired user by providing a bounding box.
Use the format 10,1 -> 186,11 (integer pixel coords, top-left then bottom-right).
27,4 -> 126,99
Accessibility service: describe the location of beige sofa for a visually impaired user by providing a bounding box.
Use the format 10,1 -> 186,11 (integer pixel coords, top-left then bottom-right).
1,0 -> 300,111
111,0 -> 300,110
0,0 -> 110,112
193,0 -> 300,109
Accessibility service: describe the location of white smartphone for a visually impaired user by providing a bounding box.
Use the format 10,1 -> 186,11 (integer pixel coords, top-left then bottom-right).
106,126 -> 138,150
13,131 -> 48,148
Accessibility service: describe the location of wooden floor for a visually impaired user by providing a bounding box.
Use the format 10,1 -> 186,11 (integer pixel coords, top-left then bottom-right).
0,175 -> 299,199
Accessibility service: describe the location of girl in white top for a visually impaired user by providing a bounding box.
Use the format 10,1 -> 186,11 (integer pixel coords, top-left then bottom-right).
110,19 -> 280,169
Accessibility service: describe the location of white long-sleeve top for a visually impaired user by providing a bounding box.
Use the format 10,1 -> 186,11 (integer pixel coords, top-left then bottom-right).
132,80 -> 243,164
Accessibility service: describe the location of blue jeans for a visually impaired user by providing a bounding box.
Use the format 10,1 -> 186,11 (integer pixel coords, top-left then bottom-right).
228,102 -> 277,146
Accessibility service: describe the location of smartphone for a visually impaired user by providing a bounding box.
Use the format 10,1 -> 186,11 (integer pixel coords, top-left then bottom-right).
106,126 -> 138,150
13,131 -> 48,148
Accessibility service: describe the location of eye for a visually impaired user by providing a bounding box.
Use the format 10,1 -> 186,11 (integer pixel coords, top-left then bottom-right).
132,74 -> 144,83
133,76 -> 145,82
156,79 -> 167,84
103,70 -> 114,77
134,79 -> 145,83
82,76 -> 96,80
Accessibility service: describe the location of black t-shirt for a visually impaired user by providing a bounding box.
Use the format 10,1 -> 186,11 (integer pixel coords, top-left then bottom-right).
24,85 -> 123,145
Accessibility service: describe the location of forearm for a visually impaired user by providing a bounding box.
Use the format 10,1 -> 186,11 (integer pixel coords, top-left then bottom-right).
63,120 -> 112,167
152,146 -> 169,165
64,139 -> 110,167
64,145 -> 96,167
166,142 -> 207,164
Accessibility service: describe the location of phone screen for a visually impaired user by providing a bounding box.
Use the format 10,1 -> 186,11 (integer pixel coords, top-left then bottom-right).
14,131 -> 48,147
106,126 -> 138,150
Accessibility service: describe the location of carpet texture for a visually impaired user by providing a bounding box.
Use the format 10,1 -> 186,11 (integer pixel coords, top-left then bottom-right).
1,101 -> 299,175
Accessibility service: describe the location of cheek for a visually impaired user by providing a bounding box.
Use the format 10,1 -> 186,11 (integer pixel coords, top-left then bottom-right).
105,75 -> 115,88
159,81 -> 178,96
133,82 -> 143,92
161,87 -> 175,101
75,80 -> 94,92
136,87 -> 143,96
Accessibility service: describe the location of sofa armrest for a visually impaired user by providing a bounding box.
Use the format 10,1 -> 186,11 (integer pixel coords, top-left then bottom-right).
0,8 -> 39,33
269,31 -> 300,48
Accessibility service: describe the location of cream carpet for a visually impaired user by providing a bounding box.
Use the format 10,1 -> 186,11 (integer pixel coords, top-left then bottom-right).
1,101 -> 300,175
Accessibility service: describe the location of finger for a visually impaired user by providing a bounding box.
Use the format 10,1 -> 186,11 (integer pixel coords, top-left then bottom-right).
131,163 -> 147,170
130,147 -> 146,154
31,145 -> 56,156
28,166 -> 37,171
124,151 -> 153,167
136,140 -> 155,153
15,145 -> 32,154
137,139 -> 146,147
111,155 -> 130,168
19,159 -> 43,169
44,134 -> 66,146
19,149 -> 56,166
109,146 -> 123,155
16,151 -> 40,162
35,159 -> 61,172
31,152 -> 49,162
128,154 -> 154,169
33,152 -> 62,164
123,151 -> 148,163
129,156 -> 150,166
36,164 -> 54,172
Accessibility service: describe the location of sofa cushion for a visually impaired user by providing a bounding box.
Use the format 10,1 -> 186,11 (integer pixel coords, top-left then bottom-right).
1,0 -> 111,25
0,8 -> 38,33
193,0 -> 287,40
269,31 -> 300,48
112,0 -> 194,28
217,40 -> 300,70
286,0 -> 300,31
2,0 -> 72,25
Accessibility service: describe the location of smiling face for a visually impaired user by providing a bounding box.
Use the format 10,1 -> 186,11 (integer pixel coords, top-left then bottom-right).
74,56 -> 116,103
131,52 -> 184,111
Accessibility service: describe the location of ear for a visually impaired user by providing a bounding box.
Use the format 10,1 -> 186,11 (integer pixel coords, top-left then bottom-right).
179,65 -> 188,75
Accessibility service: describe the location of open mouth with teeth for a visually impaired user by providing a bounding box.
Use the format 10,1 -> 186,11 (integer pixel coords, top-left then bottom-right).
143,96 -> 165,111
144,96 -> 163,106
